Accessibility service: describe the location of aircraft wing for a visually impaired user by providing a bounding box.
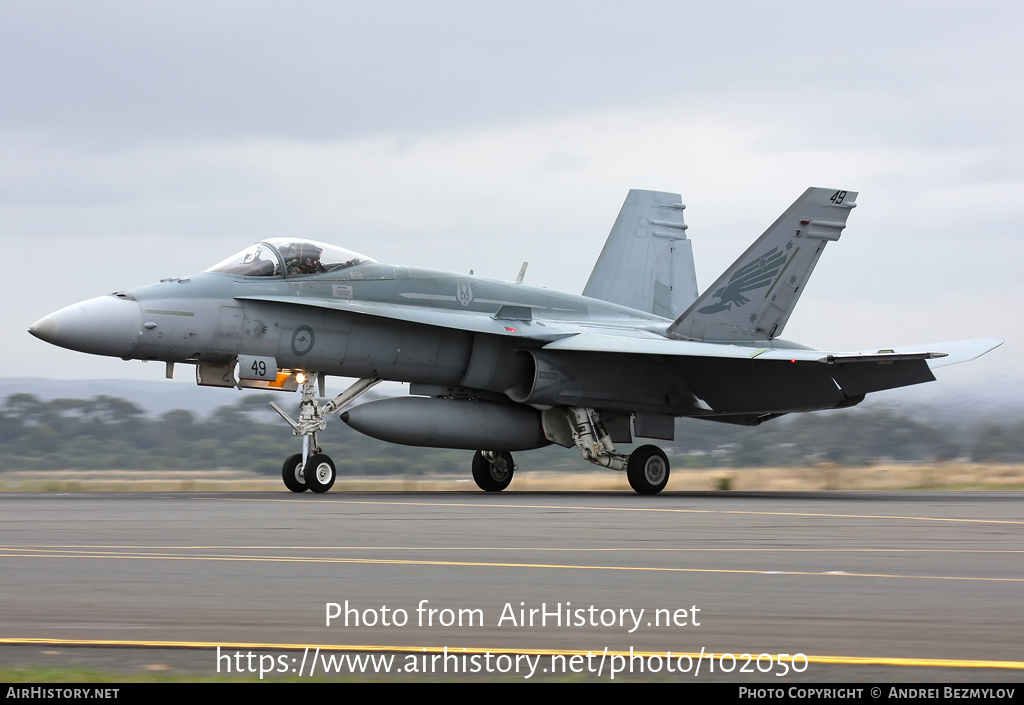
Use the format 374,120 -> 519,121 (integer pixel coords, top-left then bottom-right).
539,335 -> 1000,414
239,293 -> 1000,373
542,334 -> 1002,368
835,338 -> 1004,369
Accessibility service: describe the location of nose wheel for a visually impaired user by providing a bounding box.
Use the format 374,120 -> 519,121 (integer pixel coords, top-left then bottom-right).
305,454 -> 336,493
282,453 -> 307,493
282,452 -> 336,493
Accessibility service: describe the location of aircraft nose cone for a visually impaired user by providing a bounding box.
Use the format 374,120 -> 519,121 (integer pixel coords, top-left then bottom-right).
28,315 -> 60,342
29,295 -> 142,358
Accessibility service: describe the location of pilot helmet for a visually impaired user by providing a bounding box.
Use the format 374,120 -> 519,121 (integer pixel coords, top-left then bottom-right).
279,241 -> 324,274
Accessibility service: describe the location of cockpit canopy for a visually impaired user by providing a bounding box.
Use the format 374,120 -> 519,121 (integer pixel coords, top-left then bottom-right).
206,238 -> 376,278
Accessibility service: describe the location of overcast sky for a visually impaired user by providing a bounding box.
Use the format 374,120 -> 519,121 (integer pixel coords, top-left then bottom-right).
4,1 -> 1021,400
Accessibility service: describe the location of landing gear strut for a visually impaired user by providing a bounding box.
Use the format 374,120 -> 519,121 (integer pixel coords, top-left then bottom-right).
271,373 -> 380,494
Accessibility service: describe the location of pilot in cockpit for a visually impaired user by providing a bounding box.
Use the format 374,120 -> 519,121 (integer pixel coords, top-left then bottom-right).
279,242 -> 326,275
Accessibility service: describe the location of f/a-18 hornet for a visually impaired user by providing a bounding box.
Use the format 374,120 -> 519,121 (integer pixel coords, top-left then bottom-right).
29,188 -> 1000,494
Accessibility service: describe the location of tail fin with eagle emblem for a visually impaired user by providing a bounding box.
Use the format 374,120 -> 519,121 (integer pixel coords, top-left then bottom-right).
668,187 -> 858,342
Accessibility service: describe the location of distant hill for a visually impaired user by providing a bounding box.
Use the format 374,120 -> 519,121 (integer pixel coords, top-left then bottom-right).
4,376 -> 1024,471
2,372 -> 1019,425
0,377 -> 405,418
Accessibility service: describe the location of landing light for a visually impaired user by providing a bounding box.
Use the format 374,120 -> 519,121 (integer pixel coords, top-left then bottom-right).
295,372 -> 307,384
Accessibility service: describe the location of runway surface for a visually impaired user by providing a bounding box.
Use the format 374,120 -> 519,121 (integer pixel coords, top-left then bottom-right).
1,490 -> 1021,682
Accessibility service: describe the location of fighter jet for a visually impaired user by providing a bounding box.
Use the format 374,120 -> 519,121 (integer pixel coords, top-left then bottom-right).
28,188 -> 1000,494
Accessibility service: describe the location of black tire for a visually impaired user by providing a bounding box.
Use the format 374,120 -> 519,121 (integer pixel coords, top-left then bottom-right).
305,453 -> 336,494
282,453 -> 308,493
472,450 -> 514,492
627,445 -> 670,495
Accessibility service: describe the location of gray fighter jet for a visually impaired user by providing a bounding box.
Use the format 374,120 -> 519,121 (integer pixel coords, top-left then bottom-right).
28,188 -> 1001,494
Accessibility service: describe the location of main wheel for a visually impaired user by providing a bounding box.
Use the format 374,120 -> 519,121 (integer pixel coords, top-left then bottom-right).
282,453 -> 307,493
472,451 -> 514,492
627,445 -> 670,495
305,453 -> 336,494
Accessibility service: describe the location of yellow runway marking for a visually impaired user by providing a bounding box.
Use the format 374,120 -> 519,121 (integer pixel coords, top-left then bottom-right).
210,497 -> 1024,526
0,547 -> 1019,582
1,637 -> 1021,671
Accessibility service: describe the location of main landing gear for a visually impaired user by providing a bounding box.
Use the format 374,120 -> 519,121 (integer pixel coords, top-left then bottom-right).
469,407 -> 671,495
271,373 -> 380,494
564,407 -> 670,495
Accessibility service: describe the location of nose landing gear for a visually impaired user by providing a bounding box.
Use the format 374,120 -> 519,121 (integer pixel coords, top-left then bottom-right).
271,373 -> 380,494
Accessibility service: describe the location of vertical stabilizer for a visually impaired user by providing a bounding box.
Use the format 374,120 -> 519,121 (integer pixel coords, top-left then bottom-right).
668,187 -> 857,342
583,190 -> 699,319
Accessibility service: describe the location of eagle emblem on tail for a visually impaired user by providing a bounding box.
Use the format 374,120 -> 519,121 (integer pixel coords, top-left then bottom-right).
697,246 -> 787,314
